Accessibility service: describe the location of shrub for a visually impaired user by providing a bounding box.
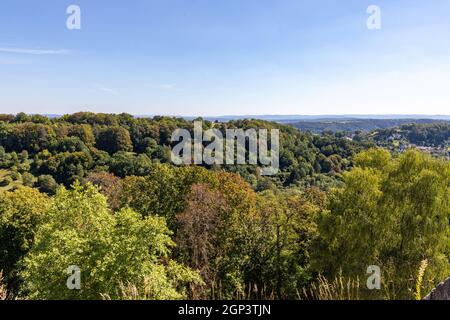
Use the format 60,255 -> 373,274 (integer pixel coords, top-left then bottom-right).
21,172 -> 36,187
36,175 -> 58,195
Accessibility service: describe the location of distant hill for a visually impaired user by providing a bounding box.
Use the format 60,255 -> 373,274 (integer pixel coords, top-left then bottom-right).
14,113 -> 450,123
189,115 -> 450,123
288,118 -> 450,133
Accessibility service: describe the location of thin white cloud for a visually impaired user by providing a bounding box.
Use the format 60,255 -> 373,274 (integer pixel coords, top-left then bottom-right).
156,83 -> 185,93
0,47 -> 70,55
93,84 -> 119,96
159,84 -> 176,90
0,59 -> 29,65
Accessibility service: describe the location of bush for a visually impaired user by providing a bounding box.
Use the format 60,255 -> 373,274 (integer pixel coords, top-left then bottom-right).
21,172 -> 36,187
10,171 -> 21,181
36,175 -> 58,195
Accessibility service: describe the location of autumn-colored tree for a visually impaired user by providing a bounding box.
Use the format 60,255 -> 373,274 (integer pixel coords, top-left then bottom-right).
120,165 -> 218,229
85,171 -> 122,210
120,167 -> 261,298
175,184 -> 228,299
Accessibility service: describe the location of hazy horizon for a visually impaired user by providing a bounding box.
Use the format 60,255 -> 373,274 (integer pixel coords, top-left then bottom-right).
7,111 -> 450,120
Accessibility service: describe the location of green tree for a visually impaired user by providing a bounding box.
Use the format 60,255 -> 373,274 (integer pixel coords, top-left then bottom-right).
21,172 -> 36,187
120,165 -> 218,229
96,127 -> 133,154
7,123 -> 55,153
36,175 -> 59,195
21,183 -> 200,300
37,151 -> 93,185
0,187 -> 51,293
311,149 -> 450,299
68,124 -> 96,147
248,188 -> 323,299
109,152 -> 152,177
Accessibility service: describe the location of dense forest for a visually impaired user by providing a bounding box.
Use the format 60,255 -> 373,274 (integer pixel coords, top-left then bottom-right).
290,118 -> 449,134
369,122 -> 450,148
0,112 -> 449,300
0,112 -> 374,191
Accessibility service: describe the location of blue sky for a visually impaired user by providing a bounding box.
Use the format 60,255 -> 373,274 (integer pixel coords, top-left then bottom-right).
1,0 -> 450,116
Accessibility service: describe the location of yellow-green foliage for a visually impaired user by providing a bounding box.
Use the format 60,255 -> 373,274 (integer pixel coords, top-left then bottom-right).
0,187 -> 51,294
21,183 -> 201,300
312,149 -> 450,299
415,260 -> 428,300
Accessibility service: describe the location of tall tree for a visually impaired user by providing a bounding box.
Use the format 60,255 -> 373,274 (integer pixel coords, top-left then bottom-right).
21,183 -> 200,300
311,149 -> 450,299
175,184 -> 228,299
96,127 -> 133,154
0,187 -> 51,294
